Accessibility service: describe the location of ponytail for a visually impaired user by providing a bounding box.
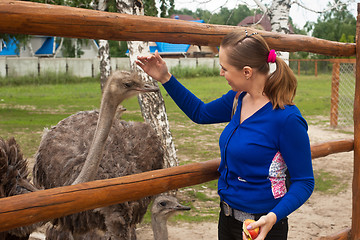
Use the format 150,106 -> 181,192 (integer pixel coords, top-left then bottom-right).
264,57 -> 297,109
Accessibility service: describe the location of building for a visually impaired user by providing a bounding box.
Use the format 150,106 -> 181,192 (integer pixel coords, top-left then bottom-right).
238,14 -> 294,33
0,36 -> 99,58
145,15 -> 218,58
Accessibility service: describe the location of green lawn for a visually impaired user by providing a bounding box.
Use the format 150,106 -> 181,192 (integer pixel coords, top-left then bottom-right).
0,74 -> 332,159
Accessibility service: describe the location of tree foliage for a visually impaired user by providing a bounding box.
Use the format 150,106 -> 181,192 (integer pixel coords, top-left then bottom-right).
174,5 -> 254,26
143,0 -> 174,17
305,1 -> 356,43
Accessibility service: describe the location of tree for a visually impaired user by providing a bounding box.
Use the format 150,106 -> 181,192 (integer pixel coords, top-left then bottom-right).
115,0 -> 178,169
142,0 -> 174,17
97,0 -> 112,92
306,2 -> 356,43
175,5 -> 253,26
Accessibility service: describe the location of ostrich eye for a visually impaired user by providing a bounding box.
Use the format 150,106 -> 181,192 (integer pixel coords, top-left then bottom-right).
124,82 -> 133,88
159,201 -> 167,207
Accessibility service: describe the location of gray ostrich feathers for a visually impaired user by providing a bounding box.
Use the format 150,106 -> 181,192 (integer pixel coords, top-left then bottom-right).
33,70 -> 164,240
0,137 -> 42,240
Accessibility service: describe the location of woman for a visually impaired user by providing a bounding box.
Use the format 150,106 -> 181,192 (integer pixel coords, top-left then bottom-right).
136,29 -> 314,240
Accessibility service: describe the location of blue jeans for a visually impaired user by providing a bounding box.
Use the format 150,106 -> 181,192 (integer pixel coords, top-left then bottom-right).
218,208 -> 288,240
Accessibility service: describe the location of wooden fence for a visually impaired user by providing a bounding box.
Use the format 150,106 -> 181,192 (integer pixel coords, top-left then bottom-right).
330,59 -> 356,128
0,1 -> 359,239
289,59 -> 333,76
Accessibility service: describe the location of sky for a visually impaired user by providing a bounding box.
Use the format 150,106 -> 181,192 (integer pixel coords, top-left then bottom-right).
172,0 -> 357,28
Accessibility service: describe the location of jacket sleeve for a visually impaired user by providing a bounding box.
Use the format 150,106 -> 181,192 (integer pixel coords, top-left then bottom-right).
270,112 -> 315,222
163,75 -> 236,124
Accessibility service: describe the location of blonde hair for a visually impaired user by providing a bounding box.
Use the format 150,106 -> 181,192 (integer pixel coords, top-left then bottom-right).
220,30 -> 297,109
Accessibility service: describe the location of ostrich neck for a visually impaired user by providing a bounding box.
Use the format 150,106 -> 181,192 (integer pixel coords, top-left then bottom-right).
151,215 -> 169,240
72,93 -> 118,185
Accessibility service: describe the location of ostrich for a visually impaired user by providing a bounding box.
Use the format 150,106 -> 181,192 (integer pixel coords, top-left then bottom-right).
0,138 -> 190,240
0,137 -> 42,240
33,70 -> 165,240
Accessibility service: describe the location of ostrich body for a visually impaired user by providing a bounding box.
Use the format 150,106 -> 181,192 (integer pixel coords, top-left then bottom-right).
33,71 -> 164,240
0,137 -> 42,239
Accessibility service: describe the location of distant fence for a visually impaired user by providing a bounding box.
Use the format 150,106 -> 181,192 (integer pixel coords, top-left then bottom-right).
0,57 -> 220,78
330,59 -> 356,129
0,57 -> 339,78
289,59 -> 334,76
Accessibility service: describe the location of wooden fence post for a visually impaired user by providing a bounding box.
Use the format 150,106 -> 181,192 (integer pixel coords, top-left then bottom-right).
351,3 -> 360,239
315,60 -> 318,77
330,62 -> 340,128
298,60 -> 301,75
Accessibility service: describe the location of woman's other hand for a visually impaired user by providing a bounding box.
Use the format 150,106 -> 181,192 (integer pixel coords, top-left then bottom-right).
136,50 -> 172,84
242,212 -> 277,240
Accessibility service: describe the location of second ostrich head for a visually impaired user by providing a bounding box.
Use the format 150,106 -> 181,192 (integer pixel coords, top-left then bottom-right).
151,195 -> 191,240
72,70 -> 159,185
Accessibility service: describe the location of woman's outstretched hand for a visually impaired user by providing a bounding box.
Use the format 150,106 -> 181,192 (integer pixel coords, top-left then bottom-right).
136,50 -> 172,84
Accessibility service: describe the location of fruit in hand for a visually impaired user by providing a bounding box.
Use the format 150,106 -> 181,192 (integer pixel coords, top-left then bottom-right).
243,219 -> 259,240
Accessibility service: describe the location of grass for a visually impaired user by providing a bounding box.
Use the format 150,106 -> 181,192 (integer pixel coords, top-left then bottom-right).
314,170 -> 347,194
294,74 -> 332,116
0,72 -> 335,222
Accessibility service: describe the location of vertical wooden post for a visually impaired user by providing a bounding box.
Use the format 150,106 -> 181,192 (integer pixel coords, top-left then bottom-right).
352,3 -> 360,239
315,60 -> 318,77
330,62 -> 340,128
297,60 -> 301,75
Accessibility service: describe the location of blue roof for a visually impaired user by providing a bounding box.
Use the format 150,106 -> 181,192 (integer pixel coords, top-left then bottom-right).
191,20 -> 205,23
154,42 -> 190,53
128,19 -> 205,54
35,37 -> 55,56
0,38 -> 18,56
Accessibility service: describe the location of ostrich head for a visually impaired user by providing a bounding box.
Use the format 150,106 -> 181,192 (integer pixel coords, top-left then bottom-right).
151,195 -> 191,219
151,195 -> 190,240
104,70 -> 159,105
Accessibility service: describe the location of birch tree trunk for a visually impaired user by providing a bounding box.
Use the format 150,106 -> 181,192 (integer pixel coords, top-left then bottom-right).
54,37 -> 64,58
97,0 -> 112,92
115,0 -> 178,169
268,0 -> 291,64
27,41 -> 34,57
74,39 -> 78,58
253,0 -> 290,64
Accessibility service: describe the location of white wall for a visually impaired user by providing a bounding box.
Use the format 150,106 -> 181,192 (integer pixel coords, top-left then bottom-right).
39,58 -> 67,75
6,57 -> 39,77
0,58 -> 5,77
0,57 -> 219,78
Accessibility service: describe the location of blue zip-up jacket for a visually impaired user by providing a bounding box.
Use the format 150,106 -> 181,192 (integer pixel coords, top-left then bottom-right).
163,75 -> 314,222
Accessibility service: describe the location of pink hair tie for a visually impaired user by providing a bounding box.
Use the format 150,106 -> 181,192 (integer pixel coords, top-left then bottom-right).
267,49 -> 276,63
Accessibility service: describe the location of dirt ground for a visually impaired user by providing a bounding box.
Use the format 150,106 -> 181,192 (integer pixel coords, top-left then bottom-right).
30,123 -> 354,240
136,124 -> 354,240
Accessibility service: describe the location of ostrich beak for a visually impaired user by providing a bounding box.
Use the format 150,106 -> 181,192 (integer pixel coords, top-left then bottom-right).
118,106 -> 127,112
175,204 -> 191,211
137,83 -> 159,93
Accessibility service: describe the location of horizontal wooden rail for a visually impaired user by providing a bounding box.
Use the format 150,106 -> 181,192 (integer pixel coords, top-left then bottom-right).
311,139 -> 354,159
318,228 -> 351,240
0,159 -> 220,232
0,139 -> 354,233
0,0 -> 355,56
